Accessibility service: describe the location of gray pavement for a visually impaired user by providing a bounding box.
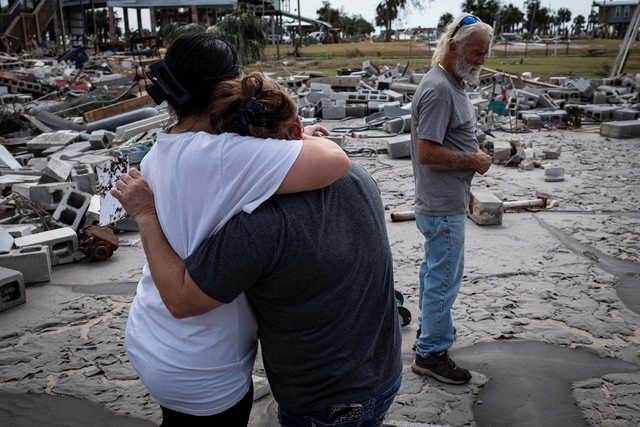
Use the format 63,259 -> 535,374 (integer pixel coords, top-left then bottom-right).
1,127 -> 639,426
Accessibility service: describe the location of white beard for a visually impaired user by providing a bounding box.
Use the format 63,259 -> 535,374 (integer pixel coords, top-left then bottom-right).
454,50 -> 482,85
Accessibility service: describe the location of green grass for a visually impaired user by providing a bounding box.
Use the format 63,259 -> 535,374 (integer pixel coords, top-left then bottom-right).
246,39 -> 640,81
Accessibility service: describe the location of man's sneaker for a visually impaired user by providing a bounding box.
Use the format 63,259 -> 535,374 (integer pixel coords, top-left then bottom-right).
411,350 -> 472,385
412,327 -> 457,351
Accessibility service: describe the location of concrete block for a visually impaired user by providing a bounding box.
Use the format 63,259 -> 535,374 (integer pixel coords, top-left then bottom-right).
516,90 -> 539,107
52,188 -> 92,231
1,224 -> 35,238
338,76 -> 361,87
71,154 -> 116,169
544,166 -> 565,182
521,113 -> 541,129
89,131 -> 113,149
0,226 -> 14,253
41,157 -> 74,182
382,89 -> 404,103
542,146 -> 561,159
0,174 -> 39,194
493,140 -> 512,162
114,113 -> 169,141
11,182 -> 77,210
386,135 -> 411,159
592,91 -> 607,104
322,106 -> 346,120
300,106 -> 316,119
537,110 -> 565,125
382,115 -> 411,134
469,191 -> 503,225
14,227 -> 83,265
612,109 -> 640,121
0,245 -> 51,284
600,121 -> 640,139
71,164 -> 97,194
344,104 -> 366,118
0,267 -> 25,312
26,131 -> 78,152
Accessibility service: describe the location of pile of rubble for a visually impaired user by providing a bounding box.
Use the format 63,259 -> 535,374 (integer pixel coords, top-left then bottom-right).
1,50 -> 639,314
0,48 -> 165,314
279,59 -> 640,160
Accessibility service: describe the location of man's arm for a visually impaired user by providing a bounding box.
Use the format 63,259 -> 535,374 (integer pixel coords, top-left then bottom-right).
417,138 -> 492,175
110,169 -> 222,319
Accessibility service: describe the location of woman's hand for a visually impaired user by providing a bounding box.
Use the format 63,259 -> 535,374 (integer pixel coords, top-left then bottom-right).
109,168 -> 157,222
303,124 -> 331,137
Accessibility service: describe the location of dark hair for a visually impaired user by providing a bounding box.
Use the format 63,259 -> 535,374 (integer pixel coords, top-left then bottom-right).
209,72 -> 299,140
163,32 -> 241,119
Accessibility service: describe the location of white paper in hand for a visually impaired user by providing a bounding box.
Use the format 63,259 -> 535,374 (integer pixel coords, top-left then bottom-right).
96,156 -> 129,226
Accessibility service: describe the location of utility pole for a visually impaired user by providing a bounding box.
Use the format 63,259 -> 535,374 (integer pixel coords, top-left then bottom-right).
297,0 -> 302,55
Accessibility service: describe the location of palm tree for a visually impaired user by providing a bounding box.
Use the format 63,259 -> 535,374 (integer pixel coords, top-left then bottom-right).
500,3 -> 524,33
207,2 -> 266,65
375,0 -> 425,42
556,7 -> 572,37
85,9 -> 122,42
460,0 -> 501,25
161,22 -> 206,45
438,13 -> 454,30
572,14 -> 586,36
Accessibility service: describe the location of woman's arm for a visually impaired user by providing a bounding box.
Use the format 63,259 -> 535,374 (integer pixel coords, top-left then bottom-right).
110,169 -> 221,318
276,128 -> 351,194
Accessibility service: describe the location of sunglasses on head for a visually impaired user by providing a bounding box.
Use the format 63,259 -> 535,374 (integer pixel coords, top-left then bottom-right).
450,15 -> 482,39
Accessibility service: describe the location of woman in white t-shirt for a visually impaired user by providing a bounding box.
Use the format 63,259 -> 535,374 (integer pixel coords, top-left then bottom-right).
121,33 -> 350,426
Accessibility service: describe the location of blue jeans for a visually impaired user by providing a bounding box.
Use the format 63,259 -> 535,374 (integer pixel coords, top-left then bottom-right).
415,213 -> 466,357
277,375 -> 402,427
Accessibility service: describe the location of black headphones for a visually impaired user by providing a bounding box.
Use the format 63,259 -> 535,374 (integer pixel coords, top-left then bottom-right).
145,60 -> 192,107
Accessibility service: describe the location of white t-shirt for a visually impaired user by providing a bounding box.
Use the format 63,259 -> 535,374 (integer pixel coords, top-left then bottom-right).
125,131 -> 302,415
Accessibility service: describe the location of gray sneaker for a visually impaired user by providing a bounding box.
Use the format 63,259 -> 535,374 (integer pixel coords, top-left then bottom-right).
411,350 -> 472,385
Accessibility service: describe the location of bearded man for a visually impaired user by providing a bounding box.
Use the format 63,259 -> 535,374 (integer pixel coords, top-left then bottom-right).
409,14 -> 493,385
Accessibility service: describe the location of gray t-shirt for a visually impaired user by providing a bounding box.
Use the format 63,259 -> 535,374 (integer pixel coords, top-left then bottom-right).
410,65 -> 479,216
185,162 -> 402,414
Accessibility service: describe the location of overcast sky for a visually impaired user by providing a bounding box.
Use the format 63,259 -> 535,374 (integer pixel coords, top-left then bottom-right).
296,0 -> 596,31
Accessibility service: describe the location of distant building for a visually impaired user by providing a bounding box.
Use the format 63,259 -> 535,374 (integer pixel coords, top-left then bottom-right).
590,1 -> 639,38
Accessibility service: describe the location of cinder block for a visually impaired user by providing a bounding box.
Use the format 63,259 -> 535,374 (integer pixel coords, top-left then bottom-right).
71,164 -> 97,194
11,182 -> 77,210
114,113 -> 169,141
386,135 -> 411,159
0,267 -> 25,312
600,121 -> 640,139
322,106 -> 346,120
542,146 -> 561,159
382,115 -> 411,134
344,105 -> 366,118
52,188 -> 92,231
1,224 -> 35,238
493,140 -> 512,162
14,227 -> 83,265
26,131 -> 78,151
612,109 -> 640,121
0,245 -> 51,284
41,157 -> 74,182
544,166 -> 565,182
0,226 -> 14,253
469,191 -> 503,225
521,113 -> 541,129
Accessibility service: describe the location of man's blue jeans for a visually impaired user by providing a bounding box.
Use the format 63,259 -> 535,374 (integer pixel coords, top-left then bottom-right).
415,213 -> 466,357
276,374 -> 402,427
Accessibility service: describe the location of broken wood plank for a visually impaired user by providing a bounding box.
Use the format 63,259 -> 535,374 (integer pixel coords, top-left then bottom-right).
83,94 -> 153,123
